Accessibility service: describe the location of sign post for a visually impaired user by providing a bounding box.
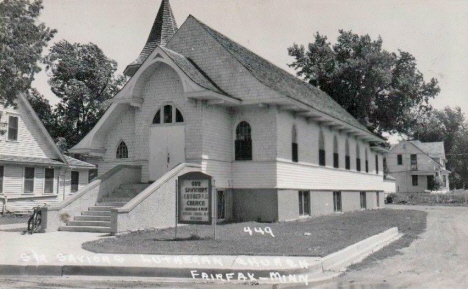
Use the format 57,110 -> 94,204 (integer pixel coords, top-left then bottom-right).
177,172 -> 213,225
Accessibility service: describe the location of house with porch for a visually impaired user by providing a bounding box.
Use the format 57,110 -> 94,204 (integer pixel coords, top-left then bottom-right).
43,0 -> 389,233
0,94 -> 95,213
387,140 -> 450,193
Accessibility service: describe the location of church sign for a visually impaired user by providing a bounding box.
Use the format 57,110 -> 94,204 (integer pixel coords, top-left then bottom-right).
177,172 -> 212,225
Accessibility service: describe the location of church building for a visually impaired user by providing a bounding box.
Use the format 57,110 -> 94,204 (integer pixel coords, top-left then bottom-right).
58,0 -> 388,232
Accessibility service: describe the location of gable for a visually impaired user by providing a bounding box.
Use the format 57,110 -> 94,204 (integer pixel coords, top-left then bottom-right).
0,95 -> 64,162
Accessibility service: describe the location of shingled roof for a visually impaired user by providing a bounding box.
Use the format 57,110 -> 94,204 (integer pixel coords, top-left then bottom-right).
124,0 -> 178,77
410,141 -> 446,159
191,16 -> 372,133
160,46 -> 229,96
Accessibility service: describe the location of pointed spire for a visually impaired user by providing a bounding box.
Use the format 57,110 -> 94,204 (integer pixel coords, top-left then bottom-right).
124,0 -> 178,77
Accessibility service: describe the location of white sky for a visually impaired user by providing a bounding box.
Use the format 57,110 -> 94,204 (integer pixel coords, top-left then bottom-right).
35,0 -> 468,120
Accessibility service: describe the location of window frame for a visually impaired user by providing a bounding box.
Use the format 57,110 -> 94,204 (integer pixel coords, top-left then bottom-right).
234,121 -> 252,161
360,191 -> 367,209
152,104 -> 184,125
116,141 -> 129,159
44,168 -> 55,194
71,171 -> 80,193
356,143 -> 361,172
375,154 -> 379,174
397,154 -> 403,165
319,131 -> 326,166
0,166 -> 4,194
7,115 -> 19,141
345,139 -> 350,170
365,149 -> 369,173
333,191 -> 342,212
333,136 -> 339,168
23,167 -> 35,194
298,191 -> 310,216
412,175 -> 418,186
292,125 -> 298,163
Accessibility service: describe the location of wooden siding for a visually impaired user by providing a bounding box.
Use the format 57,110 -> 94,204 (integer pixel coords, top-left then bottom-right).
276,160 -> 384,191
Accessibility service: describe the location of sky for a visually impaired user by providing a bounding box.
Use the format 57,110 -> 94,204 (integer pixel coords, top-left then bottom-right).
35,0 -> 468,119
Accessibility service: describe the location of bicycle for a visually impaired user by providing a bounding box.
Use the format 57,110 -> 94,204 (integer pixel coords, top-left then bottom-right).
25,204 -> 45,234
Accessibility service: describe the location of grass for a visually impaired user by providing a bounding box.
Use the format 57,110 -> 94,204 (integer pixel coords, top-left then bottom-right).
0,214 -> 29,225
83,209 -> 427,257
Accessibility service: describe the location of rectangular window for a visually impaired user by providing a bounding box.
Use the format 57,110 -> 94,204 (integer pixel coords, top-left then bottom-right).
0,166 -> 3,194
376,192 -> 380,208
71,171 -> 79,193
410,154 -> 417,165
356,158 -> 361,172
366,160 -> 369,173
319,149 -> 326,166
298,191 -> 310,216
8,116 -> 18,141
88,169 -> 98,182
292,143 -> 298,163
375,155 -> 379,174
360,192 -> 366,209
412,175 -> 418,186
333,153 -> 339,168
217,190 -> 225,219
345,156 -> 350,170
443,175 -> 447,187
397,154 -> 403,165
24,167 -> 35,194
333,191 -> 342,212
163,105 -> 172,123
44,168 -> 54,194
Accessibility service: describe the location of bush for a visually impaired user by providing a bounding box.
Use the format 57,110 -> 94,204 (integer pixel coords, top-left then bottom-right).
389,191 -> 468,205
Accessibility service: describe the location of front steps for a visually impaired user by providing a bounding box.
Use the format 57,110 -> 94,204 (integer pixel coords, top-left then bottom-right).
59,183 -> 149,233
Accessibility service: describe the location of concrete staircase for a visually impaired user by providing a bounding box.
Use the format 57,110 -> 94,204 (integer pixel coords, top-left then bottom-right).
59,183 -> 150,233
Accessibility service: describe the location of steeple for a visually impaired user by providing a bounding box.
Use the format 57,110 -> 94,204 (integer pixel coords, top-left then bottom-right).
123,0 -> 178,77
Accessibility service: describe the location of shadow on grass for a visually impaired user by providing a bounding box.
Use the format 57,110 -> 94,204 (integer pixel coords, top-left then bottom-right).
153,234 -> 209,242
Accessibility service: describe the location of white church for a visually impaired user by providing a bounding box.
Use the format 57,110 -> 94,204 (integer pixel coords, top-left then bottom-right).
44,0 -> 388,233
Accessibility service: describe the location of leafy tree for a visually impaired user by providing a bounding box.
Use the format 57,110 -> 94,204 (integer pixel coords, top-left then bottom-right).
44,40 -> 126,149
288,30 -> 440,135
412,107 -> 468,189
26,88 -> 55,133
0,0 -> 56,106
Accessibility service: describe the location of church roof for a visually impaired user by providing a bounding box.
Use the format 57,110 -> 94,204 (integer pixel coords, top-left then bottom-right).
190,16 -> 371,133
160,46 -> 228,96
124,0 -> 178,76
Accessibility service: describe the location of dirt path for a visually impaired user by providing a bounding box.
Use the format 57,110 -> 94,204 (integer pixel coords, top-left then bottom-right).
309,205 -> 468,289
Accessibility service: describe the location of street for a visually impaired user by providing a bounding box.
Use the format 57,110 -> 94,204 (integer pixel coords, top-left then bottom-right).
1,205 -> 467,288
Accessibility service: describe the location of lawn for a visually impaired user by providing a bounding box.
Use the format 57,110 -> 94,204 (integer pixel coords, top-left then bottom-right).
83,209 -> 427,257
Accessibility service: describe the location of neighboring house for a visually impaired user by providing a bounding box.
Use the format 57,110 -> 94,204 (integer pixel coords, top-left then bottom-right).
0,94 -> 95,213
62,0 -> 388,232
387,140 -> 450,193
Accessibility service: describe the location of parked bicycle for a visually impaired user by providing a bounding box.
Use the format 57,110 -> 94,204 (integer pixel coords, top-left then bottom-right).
25,204 -> 45,234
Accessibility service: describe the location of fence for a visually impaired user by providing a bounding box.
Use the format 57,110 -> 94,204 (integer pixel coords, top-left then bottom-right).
388,190 -> 468,205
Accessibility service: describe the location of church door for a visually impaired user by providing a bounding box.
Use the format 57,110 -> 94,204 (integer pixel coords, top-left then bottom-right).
149,105 -> 185,181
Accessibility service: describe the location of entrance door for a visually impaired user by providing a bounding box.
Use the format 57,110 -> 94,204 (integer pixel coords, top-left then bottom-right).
149,125 -> 185,181
427,175 -> 435,190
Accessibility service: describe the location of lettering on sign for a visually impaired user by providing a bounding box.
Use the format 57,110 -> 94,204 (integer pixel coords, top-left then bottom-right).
178,172 -> 212,225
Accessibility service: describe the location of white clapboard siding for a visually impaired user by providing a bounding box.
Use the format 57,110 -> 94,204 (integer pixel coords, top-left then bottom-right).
34,167 -> 45,194
3,166 -> 23,195
277,161 -> 384,191
232,161 -> 277,189
201,159 -> 231,188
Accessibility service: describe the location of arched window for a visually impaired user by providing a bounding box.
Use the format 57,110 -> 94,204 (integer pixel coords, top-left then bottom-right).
152,105 -> 184,124
116,141 -> 128,159
356,143 -> 361,172
365,149 -> 369,173
235,121 -> 252,161
319,131 -> 325,166
292,125 -> 298,162
345,139 -> 350,170
333,136 -> 339,168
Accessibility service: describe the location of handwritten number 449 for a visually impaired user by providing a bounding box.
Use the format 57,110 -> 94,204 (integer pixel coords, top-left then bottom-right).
243,227 -> 275,237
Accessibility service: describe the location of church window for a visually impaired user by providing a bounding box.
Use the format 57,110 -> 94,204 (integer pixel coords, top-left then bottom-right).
116,141 -> 128,159
152,105 -> 184,124
235,121 -> 252,161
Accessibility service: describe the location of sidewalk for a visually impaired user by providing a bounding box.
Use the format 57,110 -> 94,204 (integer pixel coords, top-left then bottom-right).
0,227 -> 400,285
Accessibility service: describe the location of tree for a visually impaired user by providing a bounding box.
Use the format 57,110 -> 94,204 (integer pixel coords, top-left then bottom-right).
44,40 -> 126,149
0,0 -> 56,106
26,88 -> 55,134
288,30 -> 440,135
412,107 -> 468,189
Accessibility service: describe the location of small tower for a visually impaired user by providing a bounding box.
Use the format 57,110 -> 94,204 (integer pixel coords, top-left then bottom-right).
123,0 -> 178,77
